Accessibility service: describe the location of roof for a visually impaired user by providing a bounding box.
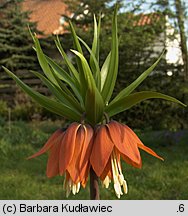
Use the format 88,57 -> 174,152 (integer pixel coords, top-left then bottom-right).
22,0 -> 69,36
21,1 -> 163,36
133,13 -> 161,26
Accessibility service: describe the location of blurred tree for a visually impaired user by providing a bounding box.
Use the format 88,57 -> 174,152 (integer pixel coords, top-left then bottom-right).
62,0 -> 121,61
175,0 -> 188,91
0,0 -> 40,72
173,0 -> 188,128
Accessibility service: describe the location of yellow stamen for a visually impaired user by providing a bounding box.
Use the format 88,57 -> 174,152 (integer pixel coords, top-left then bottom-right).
76,182 -> 81,193
63,175 -> 81,197
123,180 -> 128,194
102,176 -> 111,188
72,184 -> 77,195
110,149 -> 128,198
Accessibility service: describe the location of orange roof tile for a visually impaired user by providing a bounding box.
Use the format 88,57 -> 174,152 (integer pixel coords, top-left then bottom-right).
22,0 -> 69,36
134,13 -> 161,26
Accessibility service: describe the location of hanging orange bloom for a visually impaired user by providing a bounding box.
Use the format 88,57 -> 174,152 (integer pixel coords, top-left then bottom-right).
29,122 -> 94,197
90,120 -> 163,198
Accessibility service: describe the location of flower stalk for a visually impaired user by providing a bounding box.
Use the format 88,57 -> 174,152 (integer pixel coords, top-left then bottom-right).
90,167 -> 100,200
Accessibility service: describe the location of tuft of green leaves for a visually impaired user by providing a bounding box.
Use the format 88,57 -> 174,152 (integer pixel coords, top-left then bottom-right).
2,5 -> 186,125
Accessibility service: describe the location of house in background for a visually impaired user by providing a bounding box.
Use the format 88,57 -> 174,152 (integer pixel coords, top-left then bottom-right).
132,13 -> 183,76
165,15 -> 183,65
22,1 -> 183,75
22,0 -> 69,36
22,1 -> 183,73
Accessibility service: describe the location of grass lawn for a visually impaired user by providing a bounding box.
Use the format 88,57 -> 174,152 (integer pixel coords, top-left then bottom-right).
0,119 -> 188,200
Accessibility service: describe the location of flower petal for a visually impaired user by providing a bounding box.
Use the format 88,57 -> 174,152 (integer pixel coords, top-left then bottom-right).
100,158 -> 112,181
137,143 -> 164,161
124,125 -> 144,145
79,124 -> 94,181
67,126 -> 85,183
59,123 -> 80,175
28,129 -> 63,159
46,133 -> 64,178
107,121 -> 123,147
81,163 -> 90,188
125,125 -> 164,161
121,154 -> 142,168
109,123 -> 142,167
90,125 -> 114,177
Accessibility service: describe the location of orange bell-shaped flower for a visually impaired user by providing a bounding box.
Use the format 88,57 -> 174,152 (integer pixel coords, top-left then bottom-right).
90,120 -> 163,198
59,122 -> 93,197
28,122 -> 93,197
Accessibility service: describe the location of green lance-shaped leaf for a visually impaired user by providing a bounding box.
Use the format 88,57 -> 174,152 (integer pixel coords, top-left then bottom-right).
3,67 -> 81,121
97,14 -> 101,61
69,21 -> 86,98
71,49 -> 104,124
49,66 -> 84,109
90,15 -> 101,73
49,67 -> 77,99
78,36 -> 101,89
110,50 -> 165,105
70,49 -> 95,91
85,87 -> 104,125
101,5 -> 118,104
31,71 -> 83,114
100,52 -> 111,91
55,37 -> 80,83
46,56 -> 83,104
69,21 -> 83,56
46,56 -> 75,88
29,31 -> 59,87
106,91 -> 186,117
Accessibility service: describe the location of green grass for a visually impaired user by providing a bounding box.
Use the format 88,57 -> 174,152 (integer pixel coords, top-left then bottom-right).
0,120 -> 188,200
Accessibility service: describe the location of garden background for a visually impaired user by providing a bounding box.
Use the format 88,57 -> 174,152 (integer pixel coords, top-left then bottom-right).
0,0 -> 188,199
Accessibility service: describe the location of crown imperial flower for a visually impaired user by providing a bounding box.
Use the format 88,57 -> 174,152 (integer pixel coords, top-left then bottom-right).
29,122 -> 93,197
90,120 -> 163,198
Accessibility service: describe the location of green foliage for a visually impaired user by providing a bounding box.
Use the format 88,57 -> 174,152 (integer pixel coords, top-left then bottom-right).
0,100 -> 8,117
3,4 -> 186,127
61,0 -> 187,130
0,97 -> 59,122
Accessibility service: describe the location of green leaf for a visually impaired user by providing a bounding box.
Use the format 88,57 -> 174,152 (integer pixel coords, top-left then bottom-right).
110,50 -> 165,104
31,71 -> 83,114
69,21 -> 86,98
46,55 -> 83,104
85,87 -> 104,125
71,49 -> 104,124
78,36 -> 101,89
70,49 -> 95,91
101,5 -> 118,104
29,31 -> 58,86
90,15 -> 100,70
100,52 -> 111,91
69,21 -> 83,55
106,91 -> 186,117
55,37 -> 80,83
46,56 -> 75,87
3,67 -> 81,121
96,14 -> 101,61
49,67 -> 76,98
49,67 -> 84,109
